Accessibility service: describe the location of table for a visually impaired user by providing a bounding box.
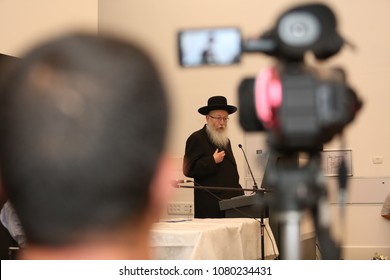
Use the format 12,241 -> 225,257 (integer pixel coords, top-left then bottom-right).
150,218 -> 278,260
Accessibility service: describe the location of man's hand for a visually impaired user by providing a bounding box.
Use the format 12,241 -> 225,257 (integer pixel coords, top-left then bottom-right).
213,148 -> 225,164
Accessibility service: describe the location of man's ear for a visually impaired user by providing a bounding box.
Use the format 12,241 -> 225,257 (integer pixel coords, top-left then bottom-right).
148,154 -> 175,220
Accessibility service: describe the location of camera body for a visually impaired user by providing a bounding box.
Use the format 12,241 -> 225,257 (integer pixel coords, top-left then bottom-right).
239,63 -> 361,153
238,3 -> 362,153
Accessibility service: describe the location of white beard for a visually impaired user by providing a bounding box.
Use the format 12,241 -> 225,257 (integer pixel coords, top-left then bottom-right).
206,125 -> 229,149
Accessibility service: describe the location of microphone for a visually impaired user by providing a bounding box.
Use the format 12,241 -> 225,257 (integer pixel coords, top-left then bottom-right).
238,144 -> 258,191
171,179 -> 193,186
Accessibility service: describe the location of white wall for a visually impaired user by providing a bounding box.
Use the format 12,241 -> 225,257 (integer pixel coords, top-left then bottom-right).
327,177 -> 390,259
0,0 -> 98,56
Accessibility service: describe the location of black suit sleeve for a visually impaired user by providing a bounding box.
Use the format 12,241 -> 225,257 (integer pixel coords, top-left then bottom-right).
183,131 -> 218,179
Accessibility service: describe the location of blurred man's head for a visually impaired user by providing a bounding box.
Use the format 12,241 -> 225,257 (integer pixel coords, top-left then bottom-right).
0,33 -> 172,258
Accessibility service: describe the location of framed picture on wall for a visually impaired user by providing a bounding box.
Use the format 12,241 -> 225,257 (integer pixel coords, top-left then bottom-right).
321,149 -> 353,177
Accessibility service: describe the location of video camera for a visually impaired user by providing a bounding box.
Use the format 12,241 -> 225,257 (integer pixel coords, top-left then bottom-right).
238,3 -> 362,153
178,2 -> 363,259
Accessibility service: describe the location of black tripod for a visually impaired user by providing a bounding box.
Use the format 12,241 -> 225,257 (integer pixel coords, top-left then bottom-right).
259,190 -> 268,260
264,151 -> 341,259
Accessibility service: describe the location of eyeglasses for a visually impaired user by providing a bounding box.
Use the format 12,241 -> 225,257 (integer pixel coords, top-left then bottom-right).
208,115 -> 229,122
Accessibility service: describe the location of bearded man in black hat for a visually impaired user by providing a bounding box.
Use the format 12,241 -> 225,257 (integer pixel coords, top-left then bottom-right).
183,96 -> 244,218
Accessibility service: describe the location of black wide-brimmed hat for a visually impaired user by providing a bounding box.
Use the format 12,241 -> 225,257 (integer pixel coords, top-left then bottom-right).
198,96 -> 237,115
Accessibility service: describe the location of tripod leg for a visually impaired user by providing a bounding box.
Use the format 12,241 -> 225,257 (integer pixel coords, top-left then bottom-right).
260,217 -> 265,259
279,211 -> 302,259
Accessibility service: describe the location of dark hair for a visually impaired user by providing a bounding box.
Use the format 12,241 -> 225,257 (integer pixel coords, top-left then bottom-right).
0,33 -> 169,245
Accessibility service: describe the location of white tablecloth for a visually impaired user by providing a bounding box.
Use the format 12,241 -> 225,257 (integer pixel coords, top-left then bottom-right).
150,218 -> 278,260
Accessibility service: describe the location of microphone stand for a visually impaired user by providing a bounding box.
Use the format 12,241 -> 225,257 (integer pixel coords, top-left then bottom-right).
173,184 -> 270,193
238,144 -> 267,260
238,144 -> 258,193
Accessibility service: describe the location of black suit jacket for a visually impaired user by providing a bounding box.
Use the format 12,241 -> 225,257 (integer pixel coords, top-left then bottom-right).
183,125 -> 244,218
